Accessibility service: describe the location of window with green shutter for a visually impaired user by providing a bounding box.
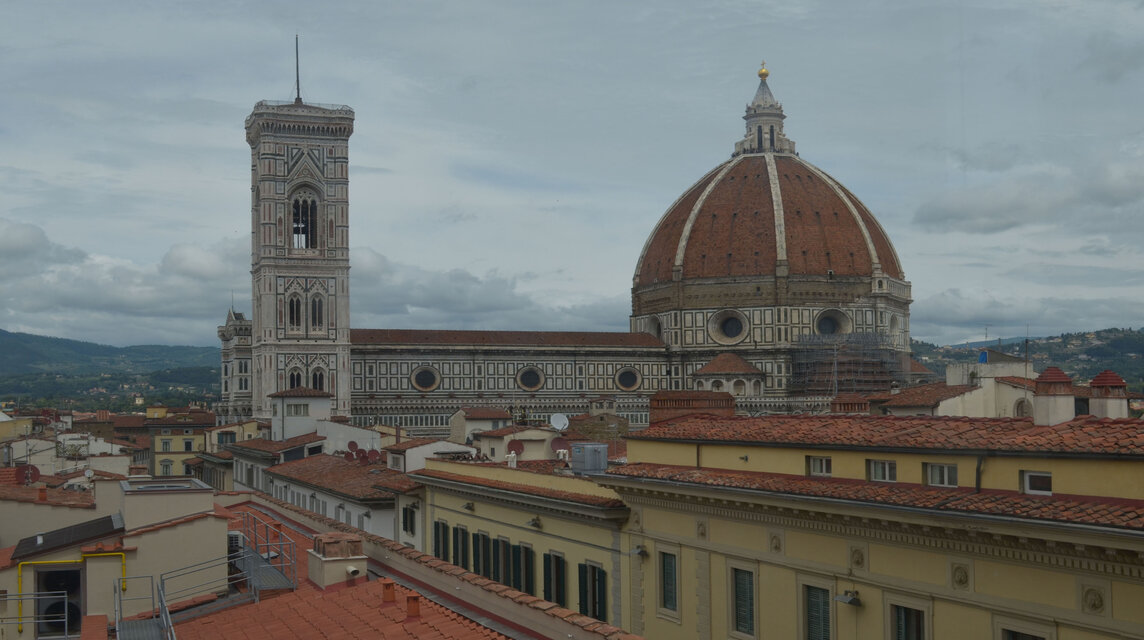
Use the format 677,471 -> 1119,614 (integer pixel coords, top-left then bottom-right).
577,562 -> 607,622
891,605 -> 924,640
805,585 -> 831,640
433,521 -> 449,560
451,526 -> 469,570
732,568 -> 754,635
543,552 -> 566,606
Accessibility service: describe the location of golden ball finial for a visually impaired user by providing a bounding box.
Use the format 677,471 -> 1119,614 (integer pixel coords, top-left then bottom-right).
758,61 -> 769,80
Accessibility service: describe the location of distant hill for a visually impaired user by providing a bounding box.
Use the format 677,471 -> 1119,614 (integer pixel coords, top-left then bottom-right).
912,327 -> 1144,392
0,329 -> 219,377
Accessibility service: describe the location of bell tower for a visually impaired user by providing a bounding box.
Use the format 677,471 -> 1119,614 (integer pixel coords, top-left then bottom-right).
244,99 -> 355,419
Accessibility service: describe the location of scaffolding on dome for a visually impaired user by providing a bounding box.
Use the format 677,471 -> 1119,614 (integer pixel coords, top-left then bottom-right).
789,333 -> 908,397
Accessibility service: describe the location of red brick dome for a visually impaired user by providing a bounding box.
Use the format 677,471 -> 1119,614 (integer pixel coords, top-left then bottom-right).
633,153 -> 903,287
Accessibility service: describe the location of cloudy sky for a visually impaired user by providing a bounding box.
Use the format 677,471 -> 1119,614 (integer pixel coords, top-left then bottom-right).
2,0 -> 1143,348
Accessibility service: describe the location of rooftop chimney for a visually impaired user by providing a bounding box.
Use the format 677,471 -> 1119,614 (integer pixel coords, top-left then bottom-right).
1033,367 -> 1074,426
1089,370 -> 1129,419
306,532 -> 366,589
381,579 -> 396,603
405,594 -> 421,619
37,487 -> 47,502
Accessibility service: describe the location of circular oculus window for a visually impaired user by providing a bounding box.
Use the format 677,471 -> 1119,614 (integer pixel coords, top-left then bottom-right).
707,309 -> 750,345
814,309 -> 852,336
516,366 -> 545,391
615,367 -> 641,391
410,366 -> 441,392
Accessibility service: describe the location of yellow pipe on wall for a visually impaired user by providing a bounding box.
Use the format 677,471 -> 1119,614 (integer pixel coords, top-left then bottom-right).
16,552 -> 128,633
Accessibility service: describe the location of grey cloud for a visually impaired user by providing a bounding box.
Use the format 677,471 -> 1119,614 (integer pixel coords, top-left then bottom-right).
1082,33 -> 1144,84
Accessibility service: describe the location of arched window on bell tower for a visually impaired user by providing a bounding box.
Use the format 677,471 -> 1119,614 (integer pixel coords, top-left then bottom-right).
287,295 -> 303,332
310,295 -> 324,331
291,189 -> 319,249
288,369 -> 303,389
312,369 -> 325,391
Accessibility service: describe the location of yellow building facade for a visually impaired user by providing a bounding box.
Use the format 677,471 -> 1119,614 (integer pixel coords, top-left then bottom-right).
601,412 -> 1144,640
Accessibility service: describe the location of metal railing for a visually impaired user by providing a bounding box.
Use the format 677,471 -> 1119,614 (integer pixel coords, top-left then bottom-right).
0,590 -> 72,638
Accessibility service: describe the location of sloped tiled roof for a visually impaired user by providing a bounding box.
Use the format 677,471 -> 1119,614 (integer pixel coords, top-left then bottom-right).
266,454 -> 416,498
869,382 -> 977,408
412,469 -> 625,508
908,358 -> 935,375
384,437 -> 442,453
693,353 -> 764,376
461,407 -> 513,420
607,463 -> 1144,531
351,328 -> 664,348
267,387 -> 334,398
228,432 -> 326,454
628,413 -> 1144,457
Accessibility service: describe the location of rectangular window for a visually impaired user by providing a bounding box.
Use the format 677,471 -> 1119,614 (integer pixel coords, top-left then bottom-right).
577,562 -> 607,622
183,439 -> 193,452
1003,632 -> 1046,640
161,440 -> 171,452
891,605 -> 924,640
805,585 -> 831,640
491,537 -> 511,583
543,552 -> 567,606
868,459 -> 897,482
511,545 -> 535,595
924,463 -> 957,487
659,551 -> 679,613
451,526 -> 469,570
472,532 -> 492,578
286,403 -> 309,417
433,521 -> 449,560
807,456 -> 832,477
217,432 -> 237,445
401,505 -> 417,535
1022,471 -> 1052,495
732,567 -> 755,636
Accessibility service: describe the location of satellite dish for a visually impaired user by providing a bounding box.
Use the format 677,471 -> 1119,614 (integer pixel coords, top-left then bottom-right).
550,437 -> 569,452
506,440 -> 525,456
367,449 -> 381,463
551,413 -> 569,431
84,469 -> 95,479
16,464 -> 40,485
355,449 -> 368,460
344,451 -> 356,462
347,440 -> 359,451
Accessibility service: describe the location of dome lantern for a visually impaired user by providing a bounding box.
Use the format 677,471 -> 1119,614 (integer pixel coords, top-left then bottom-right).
735,61 -> 796,156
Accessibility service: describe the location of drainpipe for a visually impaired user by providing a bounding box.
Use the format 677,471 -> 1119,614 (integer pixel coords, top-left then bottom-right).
975,455 -> 985,493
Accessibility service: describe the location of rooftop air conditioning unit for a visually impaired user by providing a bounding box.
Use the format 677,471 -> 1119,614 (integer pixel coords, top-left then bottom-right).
569,443 -> 608,474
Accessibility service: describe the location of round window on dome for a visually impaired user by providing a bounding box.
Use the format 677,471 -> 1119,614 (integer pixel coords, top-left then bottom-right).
615,367 -> 641,391
516,366 -> 545,392
707,309 -> 750,345
814,309 -> 852,336
410,366 -> 441,392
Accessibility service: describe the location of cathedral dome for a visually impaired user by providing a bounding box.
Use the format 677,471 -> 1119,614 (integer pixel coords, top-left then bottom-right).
633,64 -> 902,290
632,153 -> 903,287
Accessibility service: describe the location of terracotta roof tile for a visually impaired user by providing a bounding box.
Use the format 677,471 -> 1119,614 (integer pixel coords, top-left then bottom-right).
461,407 -> 513,420
475,425 -> 547,438
908,358 -> 935,374
693,353 -> 764,375
869,382 -> 977,408
267,387 -> 334,398
607,463 -> 1144,531
412,468 -> 625,508
1037,366 -> 1072,384
383,437 -> 442,452
0,486 -> 95,508
228,432 -> 326,454
266,454 -> 417,498
351,328 -> 664,348
1091,370 -> 1127,387
628,413 -> 1144,457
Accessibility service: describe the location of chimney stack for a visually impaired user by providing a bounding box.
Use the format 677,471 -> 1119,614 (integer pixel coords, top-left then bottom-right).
306,532 -> 366,589
381,579 -> 396,603
1089,370 -> 1129,419
405,594 -> 421,618
37,487 -> 47,502
1033,367 -> 1074,426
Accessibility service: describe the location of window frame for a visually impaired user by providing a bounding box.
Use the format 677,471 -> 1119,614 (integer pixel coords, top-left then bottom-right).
1022,471 -> 1052,495
657,543 -> 681,621
807,456 -> 833,477
993,614 -> 1056,640
577,560 -> 607,622
543,551 -> 567,607
884,591 -> 932,640
726,558 -> 757,640
868,459 -> 898,483
924,463 -> 958,488
797,574 -> 834,640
